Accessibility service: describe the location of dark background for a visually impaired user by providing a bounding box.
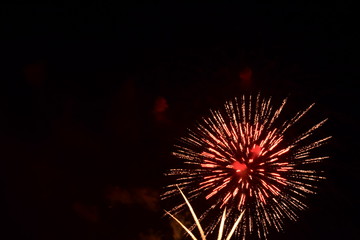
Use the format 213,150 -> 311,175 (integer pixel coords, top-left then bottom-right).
1,2 -> 359,240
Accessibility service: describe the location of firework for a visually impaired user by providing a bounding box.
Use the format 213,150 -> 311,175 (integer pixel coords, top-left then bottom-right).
162,93 -> 330,239
165,186 -> 245,240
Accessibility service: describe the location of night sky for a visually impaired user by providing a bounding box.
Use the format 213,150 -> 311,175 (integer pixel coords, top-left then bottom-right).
1,3 -> 359,240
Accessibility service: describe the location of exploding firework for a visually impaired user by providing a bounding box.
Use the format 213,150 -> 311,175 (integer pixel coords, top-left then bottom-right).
162,93 -> 330,239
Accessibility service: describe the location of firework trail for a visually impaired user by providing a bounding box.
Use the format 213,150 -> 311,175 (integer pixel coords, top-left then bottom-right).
162,93 -> 330,239
165,186 -> 245,240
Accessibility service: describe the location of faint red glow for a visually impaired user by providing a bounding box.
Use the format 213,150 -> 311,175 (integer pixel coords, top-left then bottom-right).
239,66 -> 252,87
72,202 -> 98,222
153,96 -> 170,125
105,185 -> 159,211
24,62 -> 46,86
153,96 -> 168,113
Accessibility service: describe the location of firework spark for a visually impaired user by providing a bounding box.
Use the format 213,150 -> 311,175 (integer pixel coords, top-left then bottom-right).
162,93 -> 330,239
165,186 -> 245,240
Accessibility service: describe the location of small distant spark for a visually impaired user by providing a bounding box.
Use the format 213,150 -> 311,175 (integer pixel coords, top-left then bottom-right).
162,93 -> 330,239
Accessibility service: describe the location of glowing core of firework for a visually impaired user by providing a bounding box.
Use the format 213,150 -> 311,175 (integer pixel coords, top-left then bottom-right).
232,161 -> 247,174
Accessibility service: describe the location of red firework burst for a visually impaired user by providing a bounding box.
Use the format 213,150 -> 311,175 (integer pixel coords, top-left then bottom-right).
162,94 -> 331,239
